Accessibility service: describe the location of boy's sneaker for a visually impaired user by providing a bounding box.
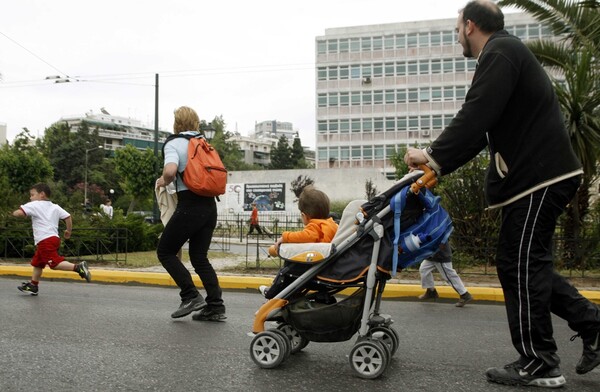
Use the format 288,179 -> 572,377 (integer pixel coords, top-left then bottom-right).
171,295 -> 207,319
418,288 -> 439,300
192,306 -> 227,322
455,291 -> 473,307
77,261 -> 92,282
575,330 -> 600,374
486,361 -> 566,388
18,282 -> 39,296
258,285 -> 269,297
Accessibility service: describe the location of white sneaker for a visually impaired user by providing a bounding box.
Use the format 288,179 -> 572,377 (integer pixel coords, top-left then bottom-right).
258,285 -> 269,297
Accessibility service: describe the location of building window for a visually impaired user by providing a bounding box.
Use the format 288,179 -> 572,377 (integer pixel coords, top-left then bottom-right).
318,67 -> 327,81
339,38 -> 349,52
419,87 -> 430,102
385,145 -> 397,159
384,62 -> 395,77
373,90 -> 383,105
350,38 -> 360,52
408,88 -> 418,103
362,91 -> 372,105
340,119 -> 350,133
515,24 -> 527,39
373,63 -> 383,77
361,37 -> 372,51
328,67 -> 338,80
329,147 -> 339,160
431,31 -> 441,46
384,35 -> 394,50
432,87 -> 442,101
352,119 -> 361,132
340,146 -> 350,161
317,40 -> 326,54
443,86 -> 454,101
396,62 -> 406,76
407,33 -> 418,47
318,94 -> 327,107
397,117 -> 407,131
329,120 -> 339,132
408,116 -> 419,129
432,115 -> 443,129
351,91 -> 361,105
442,30 -> 454,45
362,64 -> 372,77
374,117 -> 384,131
385,89 -> 395,104
318,147 -> 328,161
395,34 -> 406,49
397,89 -> 407,103
443,59 -> 454,73
456,86 -> 467,100
374,145 -> 384,159
431,59 -> 441,74
329,92 -> 339,107
385,117 -> 395,131
373,36 -> 383,50
455,59 -> 466,72
418,32 -> 429,47
328,39 -> 338,53
467,59 -> 476,71
363,118 -> 373,132
352,146 -> 362,160
363,145 -> 373,159
351,65 -> 361,79
318,121 -> 327,133
419,60 -> 430,75
339,65 -> 349,79
340,92 -> 349,106
408,60 -> 418,75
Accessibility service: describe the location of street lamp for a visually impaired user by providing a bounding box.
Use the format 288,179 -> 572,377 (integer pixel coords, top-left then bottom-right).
201,122 -> 216,141
84,145 -> 104,208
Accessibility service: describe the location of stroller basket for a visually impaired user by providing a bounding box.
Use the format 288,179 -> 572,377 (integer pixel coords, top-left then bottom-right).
285,288 -> 366,342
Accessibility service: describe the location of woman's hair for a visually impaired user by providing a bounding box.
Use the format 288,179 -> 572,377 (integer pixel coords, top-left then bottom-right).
173,106 -> 200,134
298,185 -> 330,219
31,183 -> 51,197
461,0 -> 504,34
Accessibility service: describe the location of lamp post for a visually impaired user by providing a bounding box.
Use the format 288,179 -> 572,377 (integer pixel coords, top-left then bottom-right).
84,145 -> 104,208
152,73 -> 160,224
201,122 -> 216,141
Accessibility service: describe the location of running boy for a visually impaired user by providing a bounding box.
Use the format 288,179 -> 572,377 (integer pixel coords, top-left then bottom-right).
260,186 -> 338,299
13,183 -> 91,295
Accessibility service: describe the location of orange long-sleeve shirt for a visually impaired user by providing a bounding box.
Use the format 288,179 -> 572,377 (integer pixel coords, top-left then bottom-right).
282,217 -> 338,244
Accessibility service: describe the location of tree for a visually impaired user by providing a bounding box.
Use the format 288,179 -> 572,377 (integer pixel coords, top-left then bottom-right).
290,135 -> 312,168
290,175 -> 314,201
114,145 -> 159,213
0,129 -> 53,196
269,136 -> 294,169
205,116 -> 252,171
365,179 -> 378,200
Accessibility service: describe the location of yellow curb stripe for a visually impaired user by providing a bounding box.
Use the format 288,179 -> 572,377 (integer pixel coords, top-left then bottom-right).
1,266 -> 598,304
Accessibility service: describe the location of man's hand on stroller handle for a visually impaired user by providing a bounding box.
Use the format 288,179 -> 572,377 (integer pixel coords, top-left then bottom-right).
404,147 -> 428,170
410,165 -> 438,193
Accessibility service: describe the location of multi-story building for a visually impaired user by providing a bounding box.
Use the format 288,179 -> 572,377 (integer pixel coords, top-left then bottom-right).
58,109 -> 170,154
315,13 -> 550,177
252,120 -> 297,145
0,123 -> 6,146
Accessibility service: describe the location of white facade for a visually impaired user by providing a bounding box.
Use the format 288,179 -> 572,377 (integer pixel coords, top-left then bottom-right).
315,13 -> 549,176
252,120 -> 297,145
0,123 -> 6,146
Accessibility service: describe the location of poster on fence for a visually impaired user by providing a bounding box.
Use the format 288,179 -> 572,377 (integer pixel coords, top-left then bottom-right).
244,183 -> 285,211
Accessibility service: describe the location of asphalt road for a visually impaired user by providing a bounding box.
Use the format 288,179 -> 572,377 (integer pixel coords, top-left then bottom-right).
1,278 -> 598,391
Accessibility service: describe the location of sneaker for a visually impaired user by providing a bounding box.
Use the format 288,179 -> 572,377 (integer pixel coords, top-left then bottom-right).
18,282 -> 39,296
486,362 -> 566,388
455,291 -> 473,307
258,285 -> 269,297
575,330 -> 600,374
192,306 -> 227,322
171,295 -> 207,319
418,288 -> 439,300
77,261 -> 92,282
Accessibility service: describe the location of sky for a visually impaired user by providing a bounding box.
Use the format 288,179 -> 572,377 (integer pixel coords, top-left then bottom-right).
0,0 -> 511,149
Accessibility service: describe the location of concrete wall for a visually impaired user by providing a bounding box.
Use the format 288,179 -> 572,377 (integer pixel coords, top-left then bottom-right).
217,167 -> 397,214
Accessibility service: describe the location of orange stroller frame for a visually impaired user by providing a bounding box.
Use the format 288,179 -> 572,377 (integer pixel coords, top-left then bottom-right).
249,167 -> 442,379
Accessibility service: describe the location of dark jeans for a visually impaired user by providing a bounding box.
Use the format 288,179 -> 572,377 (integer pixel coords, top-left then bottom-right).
496,176 -> 600,373
157,191 -> 223,307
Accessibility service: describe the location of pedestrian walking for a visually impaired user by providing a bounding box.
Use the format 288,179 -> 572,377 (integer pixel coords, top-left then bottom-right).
156,106 -> 226,321
404,1 -> 600,387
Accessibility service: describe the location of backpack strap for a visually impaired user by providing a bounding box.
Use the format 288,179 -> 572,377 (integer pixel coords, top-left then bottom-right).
390,186 -> 410,277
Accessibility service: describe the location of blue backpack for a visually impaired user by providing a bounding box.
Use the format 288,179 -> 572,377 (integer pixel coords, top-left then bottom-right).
389,186 -> 453,276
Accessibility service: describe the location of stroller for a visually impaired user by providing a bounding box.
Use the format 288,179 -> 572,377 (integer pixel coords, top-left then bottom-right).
249,166 -> 453,379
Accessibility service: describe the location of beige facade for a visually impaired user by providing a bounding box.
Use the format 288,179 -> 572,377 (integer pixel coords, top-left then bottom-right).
315,13 -> 547,177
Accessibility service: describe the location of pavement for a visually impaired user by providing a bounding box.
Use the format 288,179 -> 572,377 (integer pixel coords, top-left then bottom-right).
1,259 -> 599,304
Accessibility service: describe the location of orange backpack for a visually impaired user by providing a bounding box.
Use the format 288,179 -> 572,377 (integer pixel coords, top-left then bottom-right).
165,133 -> 227,197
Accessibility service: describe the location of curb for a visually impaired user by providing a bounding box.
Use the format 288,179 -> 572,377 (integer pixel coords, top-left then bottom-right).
1,266 -> 599,304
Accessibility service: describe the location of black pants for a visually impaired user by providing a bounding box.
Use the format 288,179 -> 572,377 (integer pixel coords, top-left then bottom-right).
248,224 -> 264,235
157,191 -> 223,307
264,262 -> 311,299
496,176 -> 600,374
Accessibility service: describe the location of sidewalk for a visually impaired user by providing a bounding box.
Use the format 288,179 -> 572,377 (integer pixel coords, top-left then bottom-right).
1,263 -> 599,304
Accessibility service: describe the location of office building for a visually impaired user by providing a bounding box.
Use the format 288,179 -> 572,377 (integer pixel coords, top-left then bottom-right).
315,13 -> 550,176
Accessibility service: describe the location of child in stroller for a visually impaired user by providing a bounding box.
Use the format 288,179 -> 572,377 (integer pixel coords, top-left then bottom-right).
249,166 -> 452,379
260,185 -> 338,299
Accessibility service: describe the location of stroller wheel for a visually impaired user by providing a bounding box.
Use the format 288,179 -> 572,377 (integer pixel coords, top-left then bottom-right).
349,340 -> 389,379
368,326 -> 399,357
268,328 -> 292,359
277,323 -> 309,354
250,331 -> 288,369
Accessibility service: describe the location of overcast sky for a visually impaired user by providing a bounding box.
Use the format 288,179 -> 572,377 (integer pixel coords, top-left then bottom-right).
0,0 -> 514,148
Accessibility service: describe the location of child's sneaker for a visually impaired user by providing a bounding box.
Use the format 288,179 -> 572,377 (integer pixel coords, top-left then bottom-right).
455,291 -> 473,307
192,306 -> 227,322
76,261 -> 92,282
18,282 -> 39,296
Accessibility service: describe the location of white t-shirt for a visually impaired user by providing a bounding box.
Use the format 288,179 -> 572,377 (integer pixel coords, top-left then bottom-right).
101,204 -> 113,218
163,131 -> 197,192
20,200 -> 70,244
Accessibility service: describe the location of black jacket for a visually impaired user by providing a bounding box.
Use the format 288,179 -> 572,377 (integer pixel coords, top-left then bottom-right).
427,30 -> 582,208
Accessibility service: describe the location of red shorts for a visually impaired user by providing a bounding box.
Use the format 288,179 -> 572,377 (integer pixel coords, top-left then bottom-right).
31,236 -> 65,269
